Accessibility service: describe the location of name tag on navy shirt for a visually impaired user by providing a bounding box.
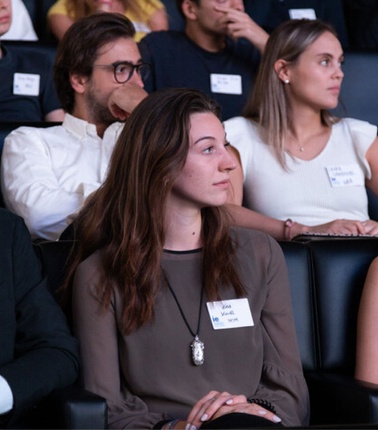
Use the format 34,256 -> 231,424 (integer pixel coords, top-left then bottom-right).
210,74 -> 242,95
289,8 -> 316,20
13,73 -> 40,96
207,298 -> 254,330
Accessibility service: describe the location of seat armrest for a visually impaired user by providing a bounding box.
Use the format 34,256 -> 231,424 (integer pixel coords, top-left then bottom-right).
29,385 -> 107,429
306,371 -> 378,425
51,386 -> 107,429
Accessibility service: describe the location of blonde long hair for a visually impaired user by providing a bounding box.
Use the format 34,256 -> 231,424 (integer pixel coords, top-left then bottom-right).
243,19 -> 341,168
65,0 -> 153,21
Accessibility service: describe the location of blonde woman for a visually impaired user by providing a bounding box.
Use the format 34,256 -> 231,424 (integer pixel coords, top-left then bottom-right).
47,0 -> 168,42
224,19 -> 378,240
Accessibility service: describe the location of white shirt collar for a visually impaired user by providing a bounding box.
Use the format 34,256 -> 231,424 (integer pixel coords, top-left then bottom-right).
62,113 -> 123,140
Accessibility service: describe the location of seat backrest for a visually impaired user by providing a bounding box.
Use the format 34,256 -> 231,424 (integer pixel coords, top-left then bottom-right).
332,51 -> 378,126
161,0 -> 185,31
34,240 -> 76,323
279,241 -> 318,372
2,40 -> 57,64
22,0 -> 57,43
0,123 -> 19,157
308,238 -> 378,374
367,188 -> 378,222
245,0 -> 349,47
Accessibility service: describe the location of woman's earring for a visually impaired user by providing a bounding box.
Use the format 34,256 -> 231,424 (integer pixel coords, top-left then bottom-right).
284,79 -> 290,84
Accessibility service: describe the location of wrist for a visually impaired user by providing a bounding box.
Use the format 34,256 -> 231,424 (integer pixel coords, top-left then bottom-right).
283,219 -> 308,240
162,419 -> 183,430
283,218 -> 295,240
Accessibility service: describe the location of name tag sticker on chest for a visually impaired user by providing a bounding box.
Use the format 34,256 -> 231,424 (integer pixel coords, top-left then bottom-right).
13,73 -> 40,96
207,298 -> 254,330
326,164 -> 364,187
210,74 -> 242,95
289,8 -> 316,20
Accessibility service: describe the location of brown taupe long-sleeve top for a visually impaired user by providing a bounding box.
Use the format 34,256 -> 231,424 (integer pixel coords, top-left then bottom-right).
72,227 -> 309,429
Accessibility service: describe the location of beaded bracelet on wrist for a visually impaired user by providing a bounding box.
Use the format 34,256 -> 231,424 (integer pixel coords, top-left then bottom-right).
247,397 -> 277,414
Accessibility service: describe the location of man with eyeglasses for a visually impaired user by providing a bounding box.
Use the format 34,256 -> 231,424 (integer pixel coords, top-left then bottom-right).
1,13 -> 148,241
139,0 -> 269,121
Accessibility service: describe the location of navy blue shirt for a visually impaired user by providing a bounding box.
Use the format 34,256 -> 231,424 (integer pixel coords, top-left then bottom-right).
0,44 -> 61,121
139,31 -> 261,121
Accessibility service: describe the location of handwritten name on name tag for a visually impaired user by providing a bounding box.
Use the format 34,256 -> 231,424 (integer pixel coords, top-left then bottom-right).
326,164 -> 364,187
207,298 -> 254,330
210,73 -> 242,95
13,73 -> 40,96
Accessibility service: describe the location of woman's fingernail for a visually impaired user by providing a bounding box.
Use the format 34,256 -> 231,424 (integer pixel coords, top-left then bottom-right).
273,415 -> 282,423
201,414 -> 208,422
258,410 -> 267,415
226,398 -> 234,405
185,424 -> 191,430
190,425 -> 197,430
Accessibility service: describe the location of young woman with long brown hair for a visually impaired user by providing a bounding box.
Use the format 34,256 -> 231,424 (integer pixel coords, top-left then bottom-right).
67,87 -> 309,429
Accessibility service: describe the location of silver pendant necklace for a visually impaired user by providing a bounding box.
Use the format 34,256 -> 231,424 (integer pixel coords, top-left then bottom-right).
163,271 -> 205,366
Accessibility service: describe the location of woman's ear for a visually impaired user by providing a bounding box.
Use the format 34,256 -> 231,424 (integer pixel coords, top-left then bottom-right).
274,59 -> 290,84
181,0 -> 198,21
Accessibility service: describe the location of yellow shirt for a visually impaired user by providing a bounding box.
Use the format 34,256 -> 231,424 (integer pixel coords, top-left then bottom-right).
48,0 -> 164,42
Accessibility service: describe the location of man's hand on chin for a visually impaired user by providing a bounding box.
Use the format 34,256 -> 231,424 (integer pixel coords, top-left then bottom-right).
108,83 -> 148,121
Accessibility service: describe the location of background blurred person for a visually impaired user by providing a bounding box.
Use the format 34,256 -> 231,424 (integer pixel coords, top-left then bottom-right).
0,0 -> 63,121
139,0 -> 268,121
1,0 -> 38,41
48,0 -> 168,42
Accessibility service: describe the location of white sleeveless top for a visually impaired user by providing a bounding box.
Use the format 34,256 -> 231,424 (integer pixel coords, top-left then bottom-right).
224,117 -> 377,225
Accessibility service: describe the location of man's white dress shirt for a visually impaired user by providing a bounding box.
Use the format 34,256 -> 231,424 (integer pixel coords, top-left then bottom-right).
1,113 -> 124,240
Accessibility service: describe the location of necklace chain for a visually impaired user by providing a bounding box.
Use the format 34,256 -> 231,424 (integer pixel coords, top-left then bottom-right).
162,270 -> 205,365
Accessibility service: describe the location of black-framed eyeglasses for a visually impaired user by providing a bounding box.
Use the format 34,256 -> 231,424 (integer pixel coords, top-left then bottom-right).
92,61 -> 150,83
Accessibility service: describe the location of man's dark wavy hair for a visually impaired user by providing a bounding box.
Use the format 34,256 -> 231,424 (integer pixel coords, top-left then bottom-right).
54,12 -> 135,113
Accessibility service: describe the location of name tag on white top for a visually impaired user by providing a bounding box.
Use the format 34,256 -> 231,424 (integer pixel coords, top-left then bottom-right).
207,298 -> 254,330
326,164 -> 364,187
210,74 -> 242,95
13,73 -> 40,96
289,8 -> 317,20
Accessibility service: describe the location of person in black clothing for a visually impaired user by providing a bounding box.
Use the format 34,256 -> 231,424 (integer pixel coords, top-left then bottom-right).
0,209 -> 79,428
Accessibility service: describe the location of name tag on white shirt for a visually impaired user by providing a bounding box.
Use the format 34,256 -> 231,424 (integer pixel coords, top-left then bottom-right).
207,298 -> 254,330
289,8 -> 317,20
13,73 -> 40,96
326,164 -> 364,187
210,74 -> 242,95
